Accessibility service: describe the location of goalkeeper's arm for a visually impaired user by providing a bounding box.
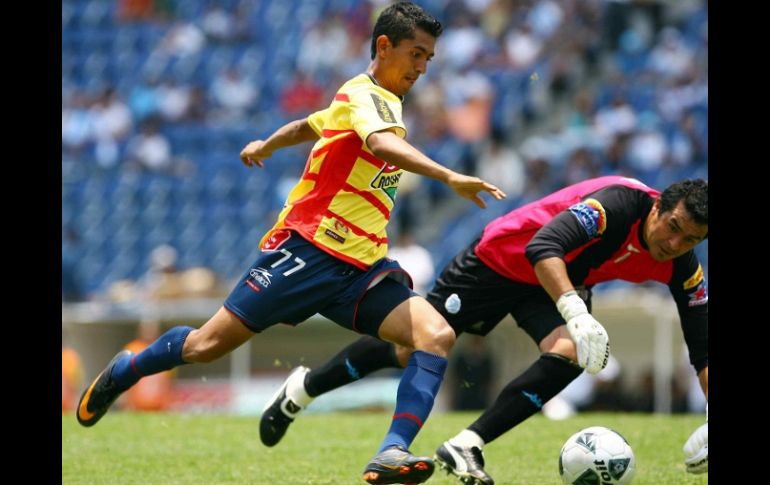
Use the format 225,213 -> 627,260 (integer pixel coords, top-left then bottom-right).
683,365 -> 708,474
533,257 -> 610,374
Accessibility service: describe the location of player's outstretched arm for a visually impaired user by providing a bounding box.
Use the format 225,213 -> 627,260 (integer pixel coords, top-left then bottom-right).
367,130 -> 506,207
240,118 -> 319,168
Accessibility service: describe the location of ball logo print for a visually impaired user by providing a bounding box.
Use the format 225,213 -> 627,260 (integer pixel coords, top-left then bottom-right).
559,426 -> 636,484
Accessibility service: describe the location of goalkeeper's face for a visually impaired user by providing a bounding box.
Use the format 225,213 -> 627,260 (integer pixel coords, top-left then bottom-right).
644,200 -> 708,262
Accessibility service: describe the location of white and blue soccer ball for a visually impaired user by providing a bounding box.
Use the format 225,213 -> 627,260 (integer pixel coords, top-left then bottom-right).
559,426 -> 636,484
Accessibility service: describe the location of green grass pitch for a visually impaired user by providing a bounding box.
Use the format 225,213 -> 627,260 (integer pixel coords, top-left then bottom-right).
63,411 -> 708,484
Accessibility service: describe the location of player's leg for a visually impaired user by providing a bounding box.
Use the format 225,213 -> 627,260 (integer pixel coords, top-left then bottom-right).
266,237 -> 496,436
77,307 -> 254,427
78,232 -> 324,429
259,335 -> 405,447
437,292 -> 585,485
305,335 -> 404,396
374,293 -> 455,445
361,286 -> 455,484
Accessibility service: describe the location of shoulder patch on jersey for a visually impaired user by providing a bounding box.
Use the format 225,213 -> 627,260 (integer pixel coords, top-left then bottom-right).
568,198 -> 607,238
688,281 -> 708,307
683,264 -> 704,290
370,93 -> 396,123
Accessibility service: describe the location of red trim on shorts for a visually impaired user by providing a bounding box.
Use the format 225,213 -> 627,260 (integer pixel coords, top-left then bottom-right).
334,93 -> 350,102
351,269 -> 411,333
223,305 -> 262,333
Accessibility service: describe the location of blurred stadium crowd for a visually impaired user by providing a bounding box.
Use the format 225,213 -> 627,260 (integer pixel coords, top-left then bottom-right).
62,0 -> 707,302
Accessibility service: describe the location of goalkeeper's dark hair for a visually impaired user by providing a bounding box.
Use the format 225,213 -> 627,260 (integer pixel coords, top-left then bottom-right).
370,2 -> 443,60
659,179 -> 708,236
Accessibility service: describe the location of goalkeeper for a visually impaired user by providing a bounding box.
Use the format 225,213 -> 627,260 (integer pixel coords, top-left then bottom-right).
261,176 -> 709,483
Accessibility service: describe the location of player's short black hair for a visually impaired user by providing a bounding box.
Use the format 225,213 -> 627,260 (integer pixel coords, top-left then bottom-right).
370,2 -> 443,60
660,179 -> 708,233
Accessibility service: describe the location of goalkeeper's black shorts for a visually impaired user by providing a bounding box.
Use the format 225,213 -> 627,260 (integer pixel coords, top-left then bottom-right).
425,238 -> 591,345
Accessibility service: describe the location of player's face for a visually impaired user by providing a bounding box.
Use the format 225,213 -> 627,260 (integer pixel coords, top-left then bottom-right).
644,199 -> 707,262
378,29 -> 436,96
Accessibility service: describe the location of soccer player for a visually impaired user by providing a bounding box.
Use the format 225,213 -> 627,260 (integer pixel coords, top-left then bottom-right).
76,3 -> 505,484
261,176 -> 709,483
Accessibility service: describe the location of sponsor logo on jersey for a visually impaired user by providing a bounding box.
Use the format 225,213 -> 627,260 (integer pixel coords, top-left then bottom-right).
370,163 -> 402,201
569,198 -> 607,238
683,264 -> 704,290
324,228 -> 346,243
370,93 -> 397,123
249,267 -> 273,288
688,281 -> 708,307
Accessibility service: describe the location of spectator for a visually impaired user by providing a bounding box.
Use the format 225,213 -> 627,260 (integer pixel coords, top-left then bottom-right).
280,71 -> 326,116
476,128 -> 526,199
62,329 -> 84,413
210,67 -> 258,123
62,226 -> 84,302
125,121 -> 171,171
140,244 -> 184,301
387,231 -> 435,296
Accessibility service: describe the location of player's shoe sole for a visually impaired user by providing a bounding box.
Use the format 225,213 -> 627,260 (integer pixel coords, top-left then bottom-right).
362,445 -> 434,484
76,350 -> 132,427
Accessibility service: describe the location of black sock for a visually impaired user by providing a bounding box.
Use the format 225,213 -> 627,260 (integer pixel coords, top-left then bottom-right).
468,353 -> 583,444
304,336 -> 401,397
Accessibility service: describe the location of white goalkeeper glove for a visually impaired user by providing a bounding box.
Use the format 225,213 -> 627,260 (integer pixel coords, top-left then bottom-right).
557,290 -> 610,374
683,404 -> 708,474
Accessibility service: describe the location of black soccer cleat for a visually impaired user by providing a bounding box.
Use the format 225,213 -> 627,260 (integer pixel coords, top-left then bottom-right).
76,350 -> 133,427
362,445 -> 435,484
259,366 -> 310,446
435,441 -> 495,485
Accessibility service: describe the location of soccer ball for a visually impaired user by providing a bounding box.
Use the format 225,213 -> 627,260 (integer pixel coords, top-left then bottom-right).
559,426 -> 636,484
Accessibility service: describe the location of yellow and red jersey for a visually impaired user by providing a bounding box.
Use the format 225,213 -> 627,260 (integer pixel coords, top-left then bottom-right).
261,74 -> 408,269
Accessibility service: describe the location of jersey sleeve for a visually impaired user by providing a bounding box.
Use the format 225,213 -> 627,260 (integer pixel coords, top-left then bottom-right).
669,252 -> 708,372
348,85 -> 407,142
525,185 -> 643,265
307,107 -> 328,136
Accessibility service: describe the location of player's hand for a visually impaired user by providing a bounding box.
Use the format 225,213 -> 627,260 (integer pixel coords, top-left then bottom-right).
447,173 -> 506,208
240,140 -> 272,168
683,422 -> 708,474
557,290 -> 609,374
565,313 -> 610,374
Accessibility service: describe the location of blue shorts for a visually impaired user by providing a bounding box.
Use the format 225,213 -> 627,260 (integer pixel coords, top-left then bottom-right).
224,231 -> 416,337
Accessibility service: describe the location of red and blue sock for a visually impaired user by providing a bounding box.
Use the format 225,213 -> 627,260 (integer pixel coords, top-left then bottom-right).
111,326 -> 194,391
378,350 -> 448,453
